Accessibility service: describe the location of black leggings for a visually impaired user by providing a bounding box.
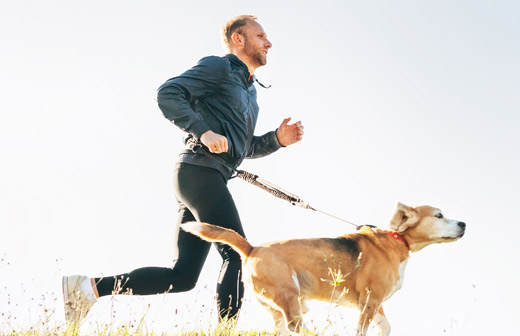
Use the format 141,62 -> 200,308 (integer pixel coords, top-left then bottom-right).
95,163 -> 245,319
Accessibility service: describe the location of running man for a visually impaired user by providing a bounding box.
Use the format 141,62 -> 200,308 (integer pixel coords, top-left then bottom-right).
63,15 -> 304,325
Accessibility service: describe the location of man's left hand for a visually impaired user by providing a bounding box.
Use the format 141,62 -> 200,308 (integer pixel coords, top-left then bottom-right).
276,117 -> 304,147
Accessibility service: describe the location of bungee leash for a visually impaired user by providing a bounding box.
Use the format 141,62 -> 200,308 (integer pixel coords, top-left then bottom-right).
189,142 -> 370,230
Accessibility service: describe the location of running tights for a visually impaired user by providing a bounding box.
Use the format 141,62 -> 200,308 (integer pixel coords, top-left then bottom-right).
95,163 -> 245,320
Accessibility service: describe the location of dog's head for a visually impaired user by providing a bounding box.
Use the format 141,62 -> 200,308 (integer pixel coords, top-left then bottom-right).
389,202 -> 466,252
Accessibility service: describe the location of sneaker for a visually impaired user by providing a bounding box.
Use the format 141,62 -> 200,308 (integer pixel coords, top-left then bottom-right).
62,275 -> 96,324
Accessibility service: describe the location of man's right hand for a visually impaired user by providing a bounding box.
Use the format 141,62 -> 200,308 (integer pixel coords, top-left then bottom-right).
200,130 -> 228,154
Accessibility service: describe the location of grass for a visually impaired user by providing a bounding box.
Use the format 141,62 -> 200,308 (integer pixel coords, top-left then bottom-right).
0,254 -> 352,336
0,330 -> 274,336
0,300 -> 280,336
0,319 -> 277,336
0,252 -> 366,336
0,267 -> 279,336
1,254 -> 472,336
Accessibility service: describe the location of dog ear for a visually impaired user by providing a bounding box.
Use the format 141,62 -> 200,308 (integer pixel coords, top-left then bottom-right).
390,202 -> 419,233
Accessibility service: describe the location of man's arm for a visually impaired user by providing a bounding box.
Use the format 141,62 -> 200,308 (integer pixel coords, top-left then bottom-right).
156,56 -> 226,139
246,118 -> 304,159
246,131 -> 282,159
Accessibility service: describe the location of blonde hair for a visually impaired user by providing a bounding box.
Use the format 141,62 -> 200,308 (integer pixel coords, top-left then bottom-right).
221,15 -> 258,52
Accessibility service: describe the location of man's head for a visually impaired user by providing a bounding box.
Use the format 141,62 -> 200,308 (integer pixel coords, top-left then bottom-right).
221,15 -> 272,73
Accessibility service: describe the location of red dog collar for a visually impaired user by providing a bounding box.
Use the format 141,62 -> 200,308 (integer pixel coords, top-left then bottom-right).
384,230 -> 410,250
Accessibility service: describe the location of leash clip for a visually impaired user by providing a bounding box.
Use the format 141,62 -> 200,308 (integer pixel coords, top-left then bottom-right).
230,169 -> 244,179
190,142 -> 202,154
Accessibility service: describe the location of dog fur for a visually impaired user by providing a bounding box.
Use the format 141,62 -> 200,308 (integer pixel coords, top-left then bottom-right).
181,202 -> 465,335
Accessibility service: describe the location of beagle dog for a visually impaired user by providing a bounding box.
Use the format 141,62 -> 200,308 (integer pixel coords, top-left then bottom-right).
182,202 -> 465,335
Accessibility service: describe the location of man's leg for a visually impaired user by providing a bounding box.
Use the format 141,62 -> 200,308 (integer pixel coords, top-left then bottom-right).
94,205 -> 211,296
172,163 -> 246,321
66,163 -> 245,322
214,243 -> 244,320
63,204 -> 209,325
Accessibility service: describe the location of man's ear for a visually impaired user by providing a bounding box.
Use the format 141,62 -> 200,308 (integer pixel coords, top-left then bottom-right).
389,202 -> 419,233
231,32 -> 244,47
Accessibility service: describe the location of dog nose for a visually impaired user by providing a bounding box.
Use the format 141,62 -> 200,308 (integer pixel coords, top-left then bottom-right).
458,222 -> 466,229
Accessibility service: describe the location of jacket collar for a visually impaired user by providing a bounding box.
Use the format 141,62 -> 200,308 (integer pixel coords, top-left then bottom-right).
224,54 -> 255,85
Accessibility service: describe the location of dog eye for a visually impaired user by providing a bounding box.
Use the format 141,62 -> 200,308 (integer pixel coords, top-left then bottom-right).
435,213 -> 443,219
402,215 -> 408,221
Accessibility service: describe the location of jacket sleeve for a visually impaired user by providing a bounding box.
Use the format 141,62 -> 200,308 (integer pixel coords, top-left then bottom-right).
156,56 -> 227,138
246,130 -> 283,159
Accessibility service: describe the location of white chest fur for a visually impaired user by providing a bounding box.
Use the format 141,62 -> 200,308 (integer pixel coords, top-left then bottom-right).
384,259 -> 409,301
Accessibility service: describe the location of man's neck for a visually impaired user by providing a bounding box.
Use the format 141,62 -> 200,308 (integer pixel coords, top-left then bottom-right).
232,51 -> 257,75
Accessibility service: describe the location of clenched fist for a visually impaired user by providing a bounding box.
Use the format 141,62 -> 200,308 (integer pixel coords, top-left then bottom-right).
200,130 -> 228,154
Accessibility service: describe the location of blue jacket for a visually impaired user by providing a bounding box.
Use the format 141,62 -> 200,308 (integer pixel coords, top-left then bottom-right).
157,54 -> 282,178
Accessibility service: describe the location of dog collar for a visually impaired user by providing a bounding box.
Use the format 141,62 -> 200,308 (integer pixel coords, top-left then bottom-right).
384,230 -> 410,250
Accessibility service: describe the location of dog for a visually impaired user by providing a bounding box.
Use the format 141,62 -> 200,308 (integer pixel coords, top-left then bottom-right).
181,202 -> 465,335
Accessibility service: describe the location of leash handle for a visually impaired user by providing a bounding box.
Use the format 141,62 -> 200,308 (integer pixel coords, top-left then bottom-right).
255,176 -> 301,202
236,171 -> 302,205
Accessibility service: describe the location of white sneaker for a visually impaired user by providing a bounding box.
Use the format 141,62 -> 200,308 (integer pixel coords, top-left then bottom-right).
62,275 -> 96,324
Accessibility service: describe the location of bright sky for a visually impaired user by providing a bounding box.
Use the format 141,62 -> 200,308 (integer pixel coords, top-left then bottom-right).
1,0 -> 519,335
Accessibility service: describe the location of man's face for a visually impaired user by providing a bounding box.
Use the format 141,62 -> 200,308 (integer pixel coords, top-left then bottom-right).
241,21 -> 272,68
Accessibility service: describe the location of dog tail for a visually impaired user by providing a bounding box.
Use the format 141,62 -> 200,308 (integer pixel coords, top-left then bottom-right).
181,222 -> 252,259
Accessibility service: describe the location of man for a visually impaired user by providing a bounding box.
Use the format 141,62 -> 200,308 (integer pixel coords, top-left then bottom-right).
62,15 -> 304,325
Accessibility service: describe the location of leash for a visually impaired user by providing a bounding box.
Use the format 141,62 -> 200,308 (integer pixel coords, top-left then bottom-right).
189,142 -> 371,230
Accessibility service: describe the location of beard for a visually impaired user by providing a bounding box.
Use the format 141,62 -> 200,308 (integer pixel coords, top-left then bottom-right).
244,38 -> 267,67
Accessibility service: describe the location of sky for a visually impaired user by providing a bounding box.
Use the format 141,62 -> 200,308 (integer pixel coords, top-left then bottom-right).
1,0 -> 519,335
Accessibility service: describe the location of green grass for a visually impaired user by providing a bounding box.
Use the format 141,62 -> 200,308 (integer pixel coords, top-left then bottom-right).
0,308 -> 278,336
0,256 -> 353,336
0,324 -> 277,336
0,332 -> 274,336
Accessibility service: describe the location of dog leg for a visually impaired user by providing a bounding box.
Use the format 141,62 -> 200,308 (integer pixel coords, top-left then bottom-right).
373,306 -> 391,336
272,293 -> 304,334
267,307 -> 292,336
300,298 -> 310,314
355,289 -> 381,336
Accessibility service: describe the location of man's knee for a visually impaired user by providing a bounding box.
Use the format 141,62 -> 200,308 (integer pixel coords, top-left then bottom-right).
166,267 -> 199,292
171,276 -> 197,292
